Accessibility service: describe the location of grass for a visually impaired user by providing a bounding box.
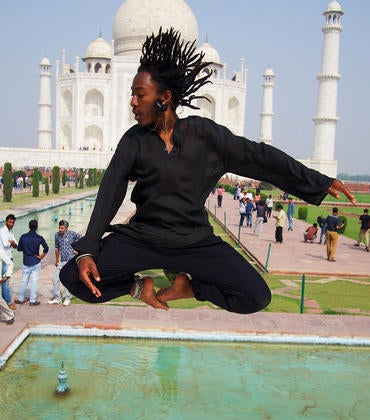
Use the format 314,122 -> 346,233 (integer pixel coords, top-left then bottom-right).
0,186 -> 98,212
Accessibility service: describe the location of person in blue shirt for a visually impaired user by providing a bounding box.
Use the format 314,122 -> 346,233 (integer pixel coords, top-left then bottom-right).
287,197 -> 295,231
15,220 -> 49,306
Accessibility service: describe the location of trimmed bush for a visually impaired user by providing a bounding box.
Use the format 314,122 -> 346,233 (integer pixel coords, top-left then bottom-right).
79,168 -> 84,189
2,162 -> 13,202
52,166 -> 60,194
44,177 -> 50,195
32,168 -> 40,197
298,206 -> 308,220
62,169 -> 67,186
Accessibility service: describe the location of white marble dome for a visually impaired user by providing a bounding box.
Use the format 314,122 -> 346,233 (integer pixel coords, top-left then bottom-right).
196,41 -> 221,65
264,68 -> 275,76
113,0 -> 198,57
84,36 -> 112,59
326,0 -> 342,12
40,56 -> 51,66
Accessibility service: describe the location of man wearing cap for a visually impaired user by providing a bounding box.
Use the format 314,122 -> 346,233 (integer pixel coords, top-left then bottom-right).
48,220 -> 81,306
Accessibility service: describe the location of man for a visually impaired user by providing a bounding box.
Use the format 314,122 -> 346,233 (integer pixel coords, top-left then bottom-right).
48,220 -> 81,306
265,194 -> 273,218
0,247 -> 15,324
15,220 -> 49,306
304,223 -> 318,243
0,214 -> 17,310
354,208 -> 370,252
60,27 -> 355,315
287,197 -> 295,231
273,204 -> 286,243
216,185 -> 225,207
325,207 -> 345,262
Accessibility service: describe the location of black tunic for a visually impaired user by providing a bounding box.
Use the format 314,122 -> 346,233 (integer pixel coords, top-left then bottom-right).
73,116 -> 333,256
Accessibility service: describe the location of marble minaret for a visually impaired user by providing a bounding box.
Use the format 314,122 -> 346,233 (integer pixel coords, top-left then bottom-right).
38,56 -> 53,149
258,68 -> 275,145
310,0 -> 343,177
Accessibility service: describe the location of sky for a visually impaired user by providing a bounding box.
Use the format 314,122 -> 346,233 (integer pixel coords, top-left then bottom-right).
1,0 -> 369,175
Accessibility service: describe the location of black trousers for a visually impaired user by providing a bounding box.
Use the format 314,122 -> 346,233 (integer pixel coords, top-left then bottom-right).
275,226 -> 283,243
60,234 -> 271,314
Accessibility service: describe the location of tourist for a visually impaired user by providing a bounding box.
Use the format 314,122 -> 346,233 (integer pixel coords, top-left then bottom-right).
287,197 -> 295,231
48,220 -> 81,306
265,194 -> 273,218
273,204 -> 286,243
216,185 -> 225,207
0,214 -> 17,310
325,208 -> 345,262
304,223 -> 318,243
317,215 -> 327,245
354,208 -> 370,252
60,27 -> 355,315
0,247 -> 15,324
15,220 -> 49,306
253,200 -> 267,236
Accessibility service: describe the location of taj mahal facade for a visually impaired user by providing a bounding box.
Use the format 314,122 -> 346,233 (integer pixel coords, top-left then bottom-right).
0,0 -> 343,178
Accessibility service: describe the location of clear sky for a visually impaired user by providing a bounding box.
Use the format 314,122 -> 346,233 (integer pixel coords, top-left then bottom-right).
1,0 -> 369,175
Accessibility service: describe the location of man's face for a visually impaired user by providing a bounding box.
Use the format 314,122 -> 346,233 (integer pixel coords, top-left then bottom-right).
58,225 -> 67,235
5,219 -> 15,230
130,71 -> 161,127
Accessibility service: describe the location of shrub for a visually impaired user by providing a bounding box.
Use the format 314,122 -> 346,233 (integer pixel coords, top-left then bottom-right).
79,168 -> 84,189
258,181 -> 274,190
52,166 -> 60,194
62,169 -> 67,186
32,168 -> 40,197
298,206 -> 308,220
2,162 -> 13,202
44,177 -> 50,195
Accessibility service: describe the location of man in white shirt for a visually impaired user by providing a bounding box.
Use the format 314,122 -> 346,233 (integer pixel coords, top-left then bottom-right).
0,214 -> 17,310
0,247 -> 15,324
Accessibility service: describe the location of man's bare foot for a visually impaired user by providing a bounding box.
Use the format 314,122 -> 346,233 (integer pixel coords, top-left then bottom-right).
130,276 -> 169,310
156,273 -> 194,302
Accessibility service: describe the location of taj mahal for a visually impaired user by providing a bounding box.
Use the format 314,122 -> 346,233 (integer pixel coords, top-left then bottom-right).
0,0 -> 343,178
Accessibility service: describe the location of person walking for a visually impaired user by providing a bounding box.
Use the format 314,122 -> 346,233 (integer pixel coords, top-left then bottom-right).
325,207 -> 345,262
48,220 -> 81,306
60,27 -> 355,315
273,204 -> 286,243
0,214 -> 17,310
0,247 -> 15,324
354,208 -> 370,252
265,195 -> 273,218
287,197 -> 295,231
253,200 -> 267,236
216,185 -> 225,207
15,220 -> 49,306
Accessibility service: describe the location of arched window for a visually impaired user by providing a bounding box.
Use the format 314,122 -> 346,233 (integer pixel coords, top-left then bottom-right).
228,97 -> 240,126
84,124 -> 103,151
61,124 -> 72,149
61,89 -> 72,117
85,89 -> 104,117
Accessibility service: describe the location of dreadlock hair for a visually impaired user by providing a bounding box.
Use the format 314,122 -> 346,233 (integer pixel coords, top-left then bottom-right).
138,27 -> 212,110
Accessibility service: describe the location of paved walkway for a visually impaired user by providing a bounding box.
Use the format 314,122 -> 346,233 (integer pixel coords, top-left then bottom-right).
207,193 -> 370,277
1,191 -> 369,366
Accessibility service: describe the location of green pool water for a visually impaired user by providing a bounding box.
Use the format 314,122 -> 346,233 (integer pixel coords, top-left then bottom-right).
0,336 -> 369,419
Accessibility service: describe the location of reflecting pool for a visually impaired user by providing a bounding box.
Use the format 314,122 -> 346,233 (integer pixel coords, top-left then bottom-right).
0,336 -> 369,419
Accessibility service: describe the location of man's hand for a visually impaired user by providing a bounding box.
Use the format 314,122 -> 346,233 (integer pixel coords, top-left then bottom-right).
326,179 -> 356,204
78,257 -> 102,298
9,240 -> 17,249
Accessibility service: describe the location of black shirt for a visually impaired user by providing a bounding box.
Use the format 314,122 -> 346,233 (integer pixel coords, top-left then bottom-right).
73,116 -> 333,256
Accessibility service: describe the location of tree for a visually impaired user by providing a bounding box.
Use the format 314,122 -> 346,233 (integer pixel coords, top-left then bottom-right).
44,177 -> 50,195
2,162 -> 13,202
79,168 -> 84,189
52,166 -> 60,194
32,167 -> 40,197
62,169 -> 67,186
